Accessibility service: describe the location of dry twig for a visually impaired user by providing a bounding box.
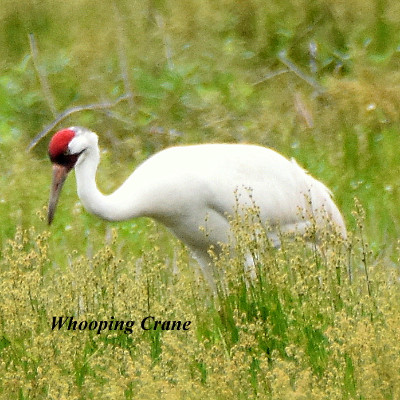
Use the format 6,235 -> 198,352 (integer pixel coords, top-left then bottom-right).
113,4 -> 135,112
29,33 -> 57,117
27,93 -> 133,151
278,51 -> 325,94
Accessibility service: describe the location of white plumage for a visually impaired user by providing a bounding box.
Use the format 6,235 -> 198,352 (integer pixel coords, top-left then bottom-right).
48,126 -> 346,284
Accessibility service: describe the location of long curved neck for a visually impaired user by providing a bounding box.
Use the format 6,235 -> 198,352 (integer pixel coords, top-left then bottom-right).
74,146 -> 140,221
74,146 -> 106,217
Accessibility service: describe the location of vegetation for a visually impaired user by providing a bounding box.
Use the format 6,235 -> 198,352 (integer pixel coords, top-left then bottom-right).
1,0 -> 400,398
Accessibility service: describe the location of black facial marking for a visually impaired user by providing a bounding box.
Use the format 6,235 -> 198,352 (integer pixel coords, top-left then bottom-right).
49,150 -> 84,171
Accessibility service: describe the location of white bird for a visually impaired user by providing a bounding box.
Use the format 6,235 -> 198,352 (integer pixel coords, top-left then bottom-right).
48,126 -> 346,285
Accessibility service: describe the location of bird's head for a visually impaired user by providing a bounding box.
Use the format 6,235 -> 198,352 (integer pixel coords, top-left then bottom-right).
47,126 -> 98,225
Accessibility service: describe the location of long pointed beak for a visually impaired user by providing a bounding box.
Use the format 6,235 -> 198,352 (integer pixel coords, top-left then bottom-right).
48,164 -> 69,225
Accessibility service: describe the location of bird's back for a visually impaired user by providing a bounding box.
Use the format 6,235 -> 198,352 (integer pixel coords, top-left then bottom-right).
112,144 -> 345,246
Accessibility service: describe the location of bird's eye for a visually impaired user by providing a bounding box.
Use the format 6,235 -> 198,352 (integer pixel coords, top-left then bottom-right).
63,147 -> 73,156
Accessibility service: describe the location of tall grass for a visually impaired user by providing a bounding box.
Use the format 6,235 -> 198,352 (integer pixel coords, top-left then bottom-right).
1,0 -> 400,398
1,210 -> 400,399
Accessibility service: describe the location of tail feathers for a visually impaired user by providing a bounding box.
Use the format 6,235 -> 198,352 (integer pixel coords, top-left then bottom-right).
291,158 -> 346,238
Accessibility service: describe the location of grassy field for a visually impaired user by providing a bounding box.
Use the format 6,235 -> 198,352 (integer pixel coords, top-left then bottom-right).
1,0 -> 400,398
